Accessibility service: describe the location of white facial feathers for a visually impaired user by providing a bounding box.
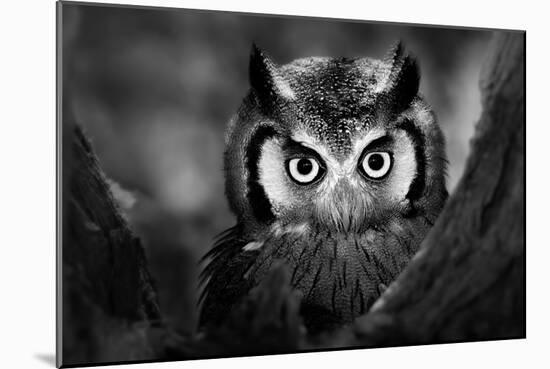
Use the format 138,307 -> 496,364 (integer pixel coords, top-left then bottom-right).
291,129 -> 387,189
256,128 -> 419,225
257,138 -> 294,208
387,130 -> 417,200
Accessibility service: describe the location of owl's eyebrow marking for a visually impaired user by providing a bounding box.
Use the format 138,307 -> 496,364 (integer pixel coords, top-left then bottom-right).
363,135 -> 393,151
282,139 -> 325,162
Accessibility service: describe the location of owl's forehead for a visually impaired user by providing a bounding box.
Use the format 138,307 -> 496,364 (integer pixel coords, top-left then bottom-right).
280,57 -> 388,157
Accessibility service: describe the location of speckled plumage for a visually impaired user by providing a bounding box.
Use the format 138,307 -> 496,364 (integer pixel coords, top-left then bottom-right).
200,43 -> 448,333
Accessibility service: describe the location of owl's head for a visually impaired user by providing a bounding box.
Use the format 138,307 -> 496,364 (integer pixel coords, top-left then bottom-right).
224,43 -> 447,238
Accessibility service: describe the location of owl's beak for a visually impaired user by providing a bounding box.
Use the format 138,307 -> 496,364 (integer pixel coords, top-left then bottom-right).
315,178 -> 369,233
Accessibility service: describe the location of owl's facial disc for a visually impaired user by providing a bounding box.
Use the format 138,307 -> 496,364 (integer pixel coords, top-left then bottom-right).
255,126 -> 420,232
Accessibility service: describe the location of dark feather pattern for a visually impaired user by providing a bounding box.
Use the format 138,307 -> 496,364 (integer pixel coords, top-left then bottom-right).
198,226 -> 258,327
399,119 -> 427,201
200,215 -> 430,333
249,44 -> 283,115
377,41 -> 420,119
245,126 -> 277,223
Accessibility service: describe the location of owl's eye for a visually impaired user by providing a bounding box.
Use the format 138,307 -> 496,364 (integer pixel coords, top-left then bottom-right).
359,152 -> 392,179
286,157 -> 325,185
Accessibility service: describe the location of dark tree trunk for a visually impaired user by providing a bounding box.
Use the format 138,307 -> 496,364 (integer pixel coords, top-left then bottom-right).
61,111 -> 161,365
321,31 -> 525,349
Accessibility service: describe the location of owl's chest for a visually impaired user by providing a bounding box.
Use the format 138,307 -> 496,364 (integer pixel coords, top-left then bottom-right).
245,220 -> 427,330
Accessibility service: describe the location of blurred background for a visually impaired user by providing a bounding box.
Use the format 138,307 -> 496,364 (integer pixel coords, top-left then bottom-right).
62,2 -> 495,334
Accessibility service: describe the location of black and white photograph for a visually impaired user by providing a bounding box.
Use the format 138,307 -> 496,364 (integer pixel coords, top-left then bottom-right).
55,0 -> 526,367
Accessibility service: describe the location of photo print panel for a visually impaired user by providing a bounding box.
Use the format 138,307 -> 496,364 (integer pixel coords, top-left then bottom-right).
57,1 -> 525,367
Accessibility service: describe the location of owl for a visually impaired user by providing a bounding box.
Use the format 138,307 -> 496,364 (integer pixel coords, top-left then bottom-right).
199,43 -> 447,333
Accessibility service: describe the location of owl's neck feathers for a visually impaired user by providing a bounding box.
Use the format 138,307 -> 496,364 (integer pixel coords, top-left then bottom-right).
242,221 -> 310,251
241,210 -> 428,253
236,214 -> 429,328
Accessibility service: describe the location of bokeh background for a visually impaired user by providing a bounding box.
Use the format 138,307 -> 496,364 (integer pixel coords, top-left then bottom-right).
62,2 -> 496,334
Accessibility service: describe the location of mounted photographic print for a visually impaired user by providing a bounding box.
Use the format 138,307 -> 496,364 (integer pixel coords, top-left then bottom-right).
57,1 -> 526,367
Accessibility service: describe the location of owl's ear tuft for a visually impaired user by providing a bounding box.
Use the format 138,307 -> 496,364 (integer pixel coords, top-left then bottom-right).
249,44 -> 277,99
249,43 -> 294,113
383,41 -> 420,113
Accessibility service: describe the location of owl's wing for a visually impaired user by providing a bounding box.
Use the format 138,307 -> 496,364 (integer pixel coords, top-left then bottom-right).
198,225 -> 258,328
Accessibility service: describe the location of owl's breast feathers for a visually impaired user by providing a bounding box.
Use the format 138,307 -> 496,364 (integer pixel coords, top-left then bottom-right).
199,216 -> 430,332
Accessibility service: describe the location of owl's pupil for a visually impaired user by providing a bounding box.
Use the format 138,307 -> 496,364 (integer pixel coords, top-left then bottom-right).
297,158 -> 313,174
368,154 -> 384,170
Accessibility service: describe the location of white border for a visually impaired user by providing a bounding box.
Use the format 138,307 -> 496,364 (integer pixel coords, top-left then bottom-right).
1,0 -> 546,368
